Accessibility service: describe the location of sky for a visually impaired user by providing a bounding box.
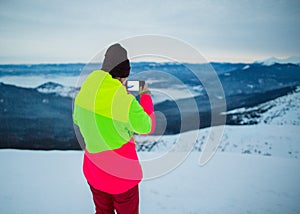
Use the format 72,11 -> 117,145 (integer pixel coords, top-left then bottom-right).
0,0 -> 299,63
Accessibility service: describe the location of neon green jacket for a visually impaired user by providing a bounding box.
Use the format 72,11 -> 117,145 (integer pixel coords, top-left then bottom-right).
73,70 -> 154,194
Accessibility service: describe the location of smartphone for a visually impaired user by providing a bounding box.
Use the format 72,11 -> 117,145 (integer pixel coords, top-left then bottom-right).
126,80 -> 145,92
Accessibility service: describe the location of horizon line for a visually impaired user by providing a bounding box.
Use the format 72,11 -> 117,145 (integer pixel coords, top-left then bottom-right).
0,56 -> 299,65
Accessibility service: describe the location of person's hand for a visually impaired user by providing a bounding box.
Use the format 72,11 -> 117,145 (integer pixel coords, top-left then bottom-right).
139,82 -> 151,95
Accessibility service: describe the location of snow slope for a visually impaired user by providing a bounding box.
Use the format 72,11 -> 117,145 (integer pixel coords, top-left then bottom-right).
257,56 -> 300,66
136,124 -> 300,159
0,150 -> 299,214
1,92 -> 300,213
137,88 -> 300,159
226,87 -> 300,126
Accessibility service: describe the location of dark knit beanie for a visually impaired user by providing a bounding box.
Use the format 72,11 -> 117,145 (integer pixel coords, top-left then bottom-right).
101,43 -> 130,78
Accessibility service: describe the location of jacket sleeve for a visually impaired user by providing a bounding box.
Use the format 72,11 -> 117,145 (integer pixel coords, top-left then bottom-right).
139,94 -> 156,134
128,94 -> 156,134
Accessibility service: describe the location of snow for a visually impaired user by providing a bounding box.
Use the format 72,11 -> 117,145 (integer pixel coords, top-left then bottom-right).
1,149 -> 299,213
0,75 -> 78,88
246,83 -> 254,88
0,150 -> 93,214
137,124 -> 300,159
261,89 -> 300,126
225,87 -> 300,126
1,93 -> 300,213
219,125 -> 300,158
1,71 -> 300,213
140,153 -> 300,213
257,56 -> 300,66
136,89 -> 300,160
36,82 -> 79,98
242,65 -> 250,70
146,84 -> 203,104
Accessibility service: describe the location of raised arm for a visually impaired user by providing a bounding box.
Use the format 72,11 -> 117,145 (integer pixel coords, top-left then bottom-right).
128,93 -> 156,135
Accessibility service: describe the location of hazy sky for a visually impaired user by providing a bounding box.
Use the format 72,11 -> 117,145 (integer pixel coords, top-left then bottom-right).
0,0 -> 299,63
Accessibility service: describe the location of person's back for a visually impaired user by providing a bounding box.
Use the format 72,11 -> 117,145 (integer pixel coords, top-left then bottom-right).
73,44 -> 155,214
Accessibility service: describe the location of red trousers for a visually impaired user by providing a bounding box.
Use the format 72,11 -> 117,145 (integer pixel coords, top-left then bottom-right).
89,184 -> 139,214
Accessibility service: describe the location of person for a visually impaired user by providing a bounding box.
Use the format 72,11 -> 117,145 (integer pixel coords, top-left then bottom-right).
73,43 -> 155,214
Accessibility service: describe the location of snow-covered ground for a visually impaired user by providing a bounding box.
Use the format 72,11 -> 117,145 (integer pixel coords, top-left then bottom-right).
136,125 -> 300,160
136,89 -> 300,160
226,87 -> 300,126
1,149 -> 299,214
1,78 -> 299,213
1,97 -> 300,213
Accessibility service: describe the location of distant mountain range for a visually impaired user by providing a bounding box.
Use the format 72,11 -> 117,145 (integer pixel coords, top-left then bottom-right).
255,56 -> 300,65
0,61 -> 299,150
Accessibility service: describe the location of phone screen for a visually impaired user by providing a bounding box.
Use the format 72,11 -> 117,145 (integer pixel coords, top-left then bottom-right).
126,81 -> 140,91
